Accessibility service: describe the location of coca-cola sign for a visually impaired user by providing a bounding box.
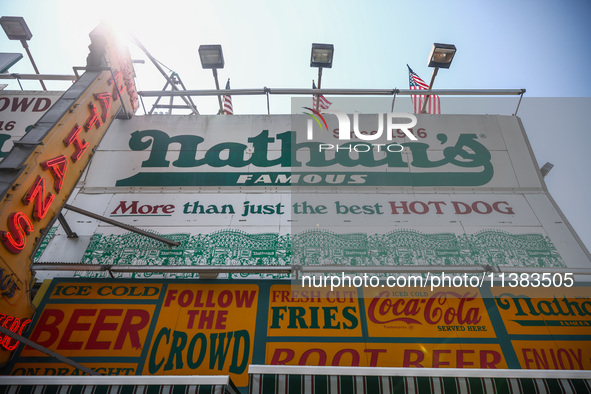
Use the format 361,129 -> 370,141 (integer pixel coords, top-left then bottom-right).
364,289 -> 492,338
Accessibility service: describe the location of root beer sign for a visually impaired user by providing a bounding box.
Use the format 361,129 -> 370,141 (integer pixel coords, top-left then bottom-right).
0,23 -> 137,365
7,279 -> 591,391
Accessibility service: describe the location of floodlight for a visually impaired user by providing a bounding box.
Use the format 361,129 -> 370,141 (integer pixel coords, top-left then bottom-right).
0,16 -> 32,41
310,43 -> 334,68
428,43 -> 457,69
198,45 -> 224,69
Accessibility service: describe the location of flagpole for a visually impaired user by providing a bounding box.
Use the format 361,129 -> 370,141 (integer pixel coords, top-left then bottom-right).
316,67 -> 323,112
421,67 -> 438,113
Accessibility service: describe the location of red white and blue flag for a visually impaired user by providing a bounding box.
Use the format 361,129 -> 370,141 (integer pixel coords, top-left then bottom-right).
313,80 -> 332,110
223,78 -> 233,115
408,65 -> 440,114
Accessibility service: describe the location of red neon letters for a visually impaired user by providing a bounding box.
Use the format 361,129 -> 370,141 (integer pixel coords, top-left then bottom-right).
22,176 -> 55,221
41,155 -> 68,192
0,84 -> 117,255
0,213 -> 34,254
0,313 -> 31,351
84,102 -> 103,131
63,125 -> 88,162
95,93 -> 112,123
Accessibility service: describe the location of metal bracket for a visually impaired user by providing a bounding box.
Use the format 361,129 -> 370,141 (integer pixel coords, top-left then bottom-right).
513,89 -> 526,116
391,88 -> 399,112
12,140 -> 43,148
64,204 -> 180,247
264,87 -> 271,114
0,325 -> 100,376
57,213 -> 78,238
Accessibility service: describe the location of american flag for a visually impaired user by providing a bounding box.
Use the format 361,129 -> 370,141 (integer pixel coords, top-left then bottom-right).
408,65 -> 440,114
223,78 -> 233,115
312,81 -> 332,110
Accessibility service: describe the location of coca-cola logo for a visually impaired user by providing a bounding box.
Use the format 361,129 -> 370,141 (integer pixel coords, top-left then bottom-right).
367,291 -> 482,326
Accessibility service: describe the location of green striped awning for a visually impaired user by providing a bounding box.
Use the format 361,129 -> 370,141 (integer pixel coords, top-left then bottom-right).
248,366 -> 591,394
0,376 -> 240,394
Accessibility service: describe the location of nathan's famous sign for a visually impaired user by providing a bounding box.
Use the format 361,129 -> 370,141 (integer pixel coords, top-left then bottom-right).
6,279 -> 591,390
86,114 -> 540,189
0,23 -> 137,366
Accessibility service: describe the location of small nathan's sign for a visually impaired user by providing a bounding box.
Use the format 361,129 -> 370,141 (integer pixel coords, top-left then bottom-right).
0,92 -> 64,161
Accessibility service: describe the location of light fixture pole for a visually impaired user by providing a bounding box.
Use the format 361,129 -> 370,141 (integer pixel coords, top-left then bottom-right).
0,16 -> 46,91
198,44 -> 225,114
20,40 -> 46,90
421,43 -> 456,113
310,43 -> 334,111
421,67 -> 438,113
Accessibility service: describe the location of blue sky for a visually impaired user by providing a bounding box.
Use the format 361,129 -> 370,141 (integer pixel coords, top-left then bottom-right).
3,0 -> 591,102
1,0 -> 590,251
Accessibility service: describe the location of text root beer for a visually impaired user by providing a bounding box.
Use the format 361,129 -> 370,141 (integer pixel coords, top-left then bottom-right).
0,23 -> 137,366
267,343 -> 507,369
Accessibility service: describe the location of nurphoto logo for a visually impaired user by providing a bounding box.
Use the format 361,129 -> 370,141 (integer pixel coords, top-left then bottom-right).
303,108 -> 418,152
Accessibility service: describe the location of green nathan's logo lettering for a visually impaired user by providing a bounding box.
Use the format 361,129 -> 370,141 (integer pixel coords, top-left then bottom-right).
116,129 -> 493,186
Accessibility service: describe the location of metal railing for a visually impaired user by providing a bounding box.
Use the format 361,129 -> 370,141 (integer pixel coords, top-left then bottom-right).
32,262 -> 591,277
137,87 -> 525,97
0,73 -> 76,81
136,87 -> 526,115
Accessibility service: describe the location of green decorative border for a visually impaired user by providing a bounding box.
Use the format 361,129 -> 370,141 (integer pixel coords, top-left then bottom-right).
72,229 -> 564,279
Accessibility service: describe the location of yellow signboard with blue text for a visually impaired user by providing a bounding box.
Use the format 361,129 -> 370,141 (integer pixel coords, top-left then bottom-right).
5,279 -> 591,391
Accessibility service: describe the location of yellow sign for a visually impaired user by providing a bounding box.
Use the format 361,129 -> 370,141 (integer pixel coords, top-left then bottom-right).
512,340 -> 591,370
11,281 -> 259,387
11,362 -> 139,376
363,287 -> 496,338
21,304 -> 155,359
266,342 -> 507,369
47,282 -> 161,300
142,283 -> 258,387
0,24 -> 137,365
268,285 -> 362,337
492,287 -> 591,336
8,279 -> 591,391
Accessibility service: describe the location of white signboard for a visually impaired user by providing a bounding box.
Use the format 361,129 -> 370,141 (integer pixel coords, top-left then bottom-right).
0,91 -> 63,159
34,114 -> 590,278
80,114 -> 542,190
